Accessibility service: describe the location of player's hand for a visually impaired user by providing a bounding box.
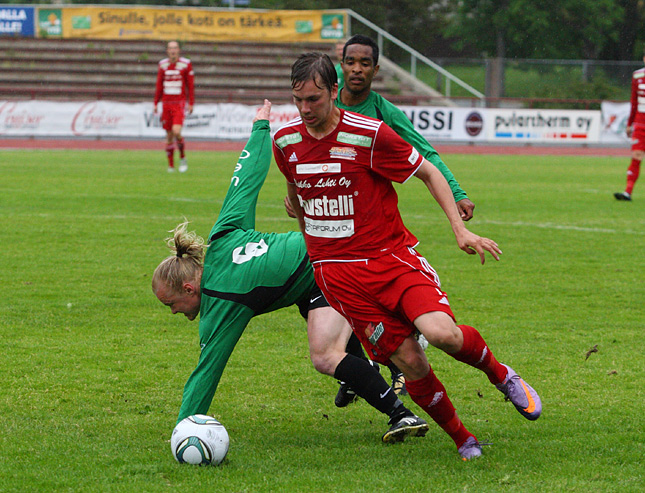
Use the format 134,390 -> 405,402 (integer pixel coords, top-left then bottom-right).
626,125 -> 633,138
456,198 -> 475,221
187,105 -> 194,115
153,104 -> 158,115
284,196 -> 297,218
254,99 -> 272,122
455,230 -> 501,264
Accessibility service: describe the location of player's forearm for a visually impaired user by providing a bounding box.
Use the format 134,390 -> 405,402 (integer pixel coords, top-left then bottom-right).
287,183 -> 306,234
177,372 -> 220,424
426,153 -> 468,202
416,160 -> 466,235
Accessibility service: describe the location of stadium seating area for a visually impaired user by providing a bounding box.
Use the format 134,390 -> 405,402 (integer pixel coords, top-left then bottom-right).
0,37 -> 438,105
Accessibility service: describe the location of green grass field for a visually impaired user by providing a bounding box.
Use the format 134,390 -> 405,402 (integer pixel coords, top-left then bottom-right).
1,148 -> 642,492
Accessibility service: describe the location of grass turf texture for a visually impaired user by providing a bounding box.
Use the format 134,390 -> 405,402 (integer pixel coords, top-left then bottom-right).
0,148 -> 642,492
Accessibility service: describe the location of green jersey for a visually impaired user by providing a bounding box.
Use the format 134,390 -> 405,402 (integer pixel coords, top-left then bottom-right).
177,120 -> 315,422
335,90 -> 468,202
335,62 -> 344,90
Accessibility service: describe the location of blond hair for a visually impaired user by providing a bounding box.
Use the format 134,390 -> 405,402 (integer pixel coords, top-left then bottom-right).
152,221 -> 205,294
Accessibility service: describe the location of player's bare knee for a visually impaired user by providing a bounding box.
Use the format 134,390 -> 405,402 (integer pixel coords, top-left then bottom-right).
633,150 -> 644,161
399,350 -> 428,373
431,329 -> 462,353
415,312 -> 462,352
391,337 -> 430,379
309,352 -> 336,376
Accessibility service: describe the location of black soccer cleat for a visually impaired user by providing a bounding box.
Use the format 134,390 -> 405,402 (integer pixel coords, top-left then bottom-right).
614,191 -> 632,201
335,381 -> 358,408
382,415 -> 429,443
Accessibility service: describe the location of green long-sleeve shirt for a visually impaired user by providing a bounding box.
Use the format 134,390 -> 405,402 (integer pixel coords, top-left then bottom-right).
335,90 -> 468,203
177,119 -> 315,422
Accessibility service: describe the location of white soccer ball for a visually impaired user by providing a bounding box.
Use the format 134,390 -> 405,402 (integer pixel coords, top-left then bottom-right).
171,414 -> 229,466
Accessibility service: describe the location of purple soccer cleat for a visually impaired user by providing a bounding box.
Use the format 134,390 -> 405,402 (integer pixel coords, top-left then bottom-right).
496,364 -> 542,421
458,436 -> 482,460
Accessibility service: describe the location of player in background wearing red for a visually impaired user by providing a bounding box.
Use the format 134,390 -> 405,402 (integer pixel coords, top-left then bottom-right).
273,53 -> 542,460
615,49 -> 645,201
154,41 -> 194,173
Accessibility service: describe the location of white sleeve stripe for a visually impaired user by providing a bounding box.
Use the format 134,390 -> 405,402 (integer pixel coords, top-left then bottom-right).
369,123 -> 381,169
342,113 -> 381,129
275,118 -> 302,133
402,160 -> 424,184
342,120 -> 382,132
342,111 -> 380,125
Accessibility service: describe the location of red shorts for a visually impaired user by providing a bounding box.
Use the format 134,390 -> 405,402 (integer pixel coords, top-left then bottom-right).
631,123 -> 645,152
161,102 -> 186,131
314,246 -> 455,364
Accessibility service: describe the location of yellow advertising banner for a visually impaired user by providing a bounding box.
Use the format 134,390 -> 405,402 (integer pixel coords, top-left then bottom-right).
57,6 -> 345,42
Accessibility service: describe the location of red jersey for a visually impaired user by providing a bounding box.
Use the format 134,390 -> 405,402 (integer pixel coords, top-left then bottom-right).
628,67 -> 645,128
273,109 -> 424,263
154,57 -> 194,106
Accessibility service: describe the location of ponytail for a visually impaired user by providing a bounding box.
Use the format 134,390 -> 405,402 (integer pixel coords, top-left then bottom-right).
152,221 -> 204,293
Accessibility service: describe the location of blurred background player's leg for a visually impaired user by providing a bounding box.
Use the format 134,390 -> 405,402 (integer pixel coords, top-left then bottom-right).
177,136 -> 187,172
615,129 -> 644,201
614,157 -> 640,201
165,132 -> 175,172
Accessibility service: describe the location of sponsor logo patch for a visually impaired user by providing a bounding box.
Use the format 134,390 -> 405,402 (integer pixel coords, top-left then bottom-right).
296,162 -> 341,174
299,193 -> 354,216
337,131 -> 372,147
275,132 -> 302,148
303,217 -> 354,238
329,146 -> 357,160
365,322 -> 384,345
408,147 -> 420,164
289,152 -> 298,162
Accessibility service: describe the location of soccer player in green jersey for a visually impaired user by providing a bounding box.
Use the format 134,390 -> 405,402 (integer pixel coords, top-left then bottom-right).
336,34 -> 475,221
152,100 -> 428,444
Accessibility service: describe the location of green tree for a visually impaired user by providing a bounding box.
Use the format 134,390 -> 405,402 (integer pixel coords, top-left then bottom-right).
603,0 -> 645,60
447,0 -> 623,59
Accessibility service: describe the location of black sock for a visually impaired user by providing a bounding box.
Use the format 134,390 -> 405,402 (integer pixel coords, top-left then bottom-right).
344,332 -> 368,361
334,354 -> 406,417
388,362 -> 403,377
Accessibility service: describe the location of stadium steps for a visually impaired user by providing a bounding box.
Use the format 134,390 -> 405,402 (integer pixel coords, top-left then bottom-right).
0,37 -> 439,105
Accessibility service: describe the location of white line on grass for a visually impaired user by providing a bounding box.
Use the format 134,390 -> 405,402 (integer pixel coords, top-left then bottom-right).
401,214 -> 645,236
7,211 -> 643,235
479,219 -> 645,235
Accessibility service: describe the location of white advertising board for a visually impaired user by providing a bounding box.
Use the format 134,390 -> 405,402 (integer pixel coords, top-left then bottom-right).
398,106 -> 487,141
0,100 -> 624,146
0,100 -> 300,139
600,101 -> 630,144
486,109 -> 601,143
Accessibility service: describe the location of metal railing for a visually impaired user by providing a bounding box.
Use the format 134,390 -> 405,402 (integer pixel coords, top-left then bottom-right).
346,9 -> 485,103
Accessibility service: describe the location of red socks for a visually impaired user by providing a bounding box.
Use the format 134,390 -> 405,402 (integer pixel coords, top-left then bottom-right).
450,325 -> 507,385
626,158 -> 641,194
177,138 -> 186,159
406,366 -> 474,448
166,143 -> 175,167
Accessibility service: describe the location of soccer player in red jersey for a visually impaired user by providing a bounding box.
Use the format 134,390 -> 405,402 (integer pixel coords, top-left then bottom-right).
154,41 -> 194,173
615,50 -> 645,201
273,53 -> 542,460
